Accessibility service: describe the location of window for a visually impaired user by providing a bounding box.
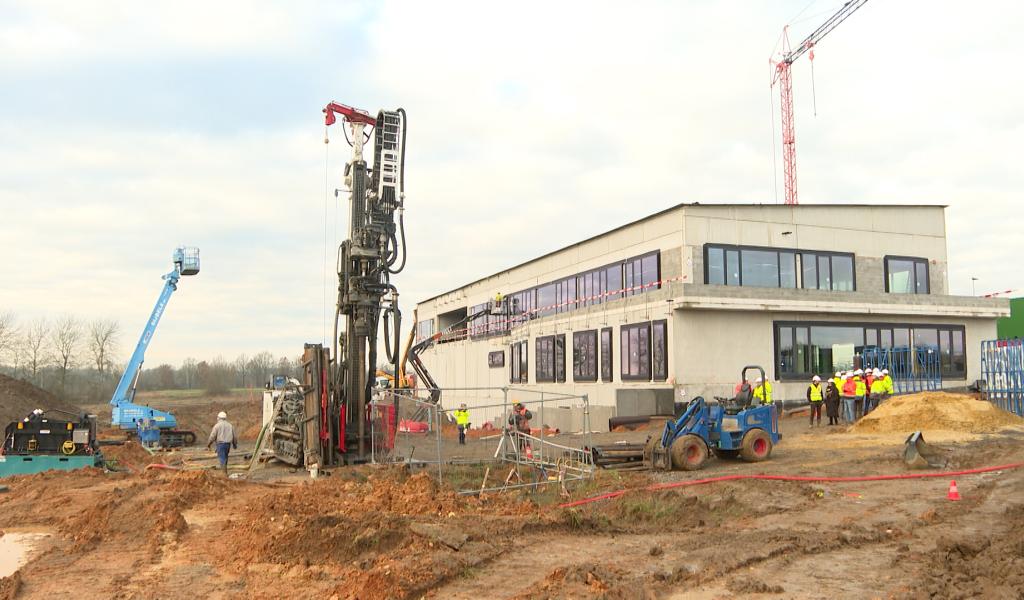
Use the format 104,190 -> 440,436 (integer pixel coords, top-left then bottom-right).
554,334 -> 566,383
488,351 -> 505,368
652,320 -> 668,381
600,327 -> 613,382
415,319 -> 435,342
536,283 -> 557,317
705,244 -> 854,291
623,252 -> 660,296
509,341 -> 528,384
605,263 -> 623,301
536,336 -> 555,382
774,322 -> 966,380
573,330 -> 598,382
885,256 -> 930,294
620,322 -> 652,381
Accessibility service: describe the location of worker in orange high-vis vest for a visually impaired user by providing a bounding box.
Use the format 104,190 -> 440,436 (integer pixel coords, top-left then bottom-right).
806,375 -> 825,427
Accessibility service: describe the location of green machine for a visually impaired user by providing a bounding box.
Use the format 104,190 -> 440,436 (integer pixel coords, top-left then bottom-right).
0,410 -> 103,478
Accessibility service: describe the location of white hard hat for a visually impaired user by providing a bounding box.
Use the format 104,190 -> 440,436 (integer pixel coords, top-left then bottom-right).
755,377 -> 763,383
872,368 -> 882,376
812,375 -> 821,382
882,369 -> 889,375
835,372 -> 842,378
217,411 -> 227,419
855,369 -> 864,375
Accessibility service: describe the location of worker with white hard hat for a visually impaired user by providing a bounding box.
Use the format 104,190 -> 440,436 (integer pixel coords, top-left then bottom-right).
852,369 -> 867,420
824,372 -> 842,426
867,368 -> 886,414
806,375 -> 825,427
453,403 -> 471,445
841,372 -> 857,423
881,369 -> 894,399
207,410 -> 237,476
752,377 -> 773,406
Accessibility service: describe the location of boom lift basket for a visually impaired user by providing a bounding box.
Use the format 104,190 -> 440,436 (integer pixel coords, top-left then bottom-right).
175,247 -> 201,276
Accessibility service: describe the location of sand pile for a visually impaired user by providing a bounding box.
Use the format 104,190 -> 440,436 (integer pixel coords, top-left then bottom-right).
851,392 -> 1023,434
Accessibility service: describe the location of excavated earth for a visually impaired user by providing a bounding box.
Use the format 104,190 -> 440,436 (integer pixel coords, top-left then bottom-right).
2,394 -> 1024,599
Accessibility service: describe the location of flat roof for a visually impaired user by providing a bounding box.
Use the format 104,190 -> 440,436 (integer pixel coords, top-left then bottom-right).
417,202 -> 948,305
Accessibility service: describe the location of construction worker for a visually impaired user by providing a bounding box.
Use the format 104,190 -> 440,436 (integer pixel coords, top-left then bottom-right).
824,375 -> 841,426
453,403 -> 470,445
841,373 -> 857,423
752,377 -> 773,405
853,369 -> 867,419
806,375 -> 825,427
206,411 -> 237,476
868,369 -> 886,414
508,402 -> 533,454
882,368 -> 895,400
832,371 -> 843,392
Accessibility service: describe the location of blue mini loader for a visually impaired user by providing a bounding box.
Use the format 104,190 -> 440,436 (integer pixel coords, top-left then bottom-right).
645,366 -> 781,471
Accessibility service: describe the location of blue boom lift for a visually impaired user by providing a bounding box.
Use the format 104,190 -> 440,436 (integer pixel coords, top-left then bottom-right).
645,366 -> 781,470
109,247 -> 200,447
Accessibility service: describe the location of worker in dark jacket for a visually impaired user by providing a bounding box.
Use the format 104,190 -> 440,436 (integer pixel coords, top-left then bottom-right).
206,411 -> 237,476
806,375 -> 825,427
824,377 -> 841,426
508,402 -> 533,454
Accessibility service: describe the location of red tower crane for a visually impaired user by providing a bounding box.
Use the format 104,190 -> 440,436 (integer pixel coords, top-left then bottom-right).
771,0 -> 869,205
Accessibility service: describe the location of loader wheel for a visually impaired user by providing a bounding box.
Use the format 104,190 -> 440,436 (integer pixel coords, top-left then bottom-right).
670,434 -> 708,471
643,435 -> 658,462
740,429 -> 772,462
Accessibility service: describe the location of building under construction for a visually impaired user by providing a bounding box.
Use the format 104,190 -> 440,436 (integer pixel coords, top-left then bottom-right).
414,203 -> 1009,425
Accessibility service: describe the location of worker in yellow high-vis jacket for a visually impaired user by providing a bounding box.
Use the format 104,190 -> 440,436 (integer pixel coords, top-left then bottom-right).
453,403 -> 470,445
753,377 -> 773,405
806,375 -> 825,427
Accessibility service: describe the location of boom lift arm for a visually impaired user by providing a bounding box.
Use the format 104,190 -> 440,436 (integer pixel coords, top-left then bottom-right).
110,247 -> 200,446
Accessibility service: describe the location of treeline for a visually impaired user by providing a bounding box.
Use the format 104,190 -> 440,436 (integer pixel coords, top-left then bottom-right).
0,311 -> 300,402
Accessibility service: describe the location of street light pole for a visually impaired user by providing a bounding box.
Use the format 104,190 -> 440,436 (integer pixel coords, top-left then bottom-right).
971,277 -> 979,296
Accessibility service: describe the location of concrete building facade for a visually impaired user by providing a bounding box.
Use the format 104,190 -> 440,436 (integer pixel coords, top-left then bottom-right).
413,204 -> 1009,428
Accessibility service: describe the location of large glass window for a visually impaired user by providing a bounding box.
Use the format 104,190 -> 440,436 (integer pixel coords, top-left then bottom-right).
600,327 -> 613,382
573,330 -> 598,382
535,336 -> 555,382
652,320 -> 668,381
554,334 -> 566,383
741,250 -> 780,288
885,256 -> 930,294
706,244 -> 854,291
621,322 -> 652,380
775,322 -> 966,380
509,341 -> 528,384
536,283 -> 556,317
415,319 -> 435,342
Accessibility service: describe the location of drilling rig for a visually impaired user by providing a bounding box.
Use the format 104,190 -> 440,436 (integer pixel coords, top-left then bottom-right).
271,103 -> 407,469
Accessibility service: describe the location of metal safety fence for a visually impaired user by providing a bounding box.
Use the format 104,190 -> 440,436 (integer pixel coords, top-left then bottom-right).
980,339 -> 1024,416
368,386 -> 595,495
861,346 -> 941,394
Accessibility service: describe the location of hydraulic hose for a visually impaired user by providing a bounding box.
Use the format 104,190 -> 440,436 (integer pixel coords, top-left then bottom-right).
388,210 -> 408,274
559,462 -> 1024,509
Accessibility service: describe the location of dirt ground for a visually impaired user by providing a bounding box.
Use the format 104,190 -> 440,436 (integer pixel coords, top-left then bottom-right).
3,406 -> 1024,599
0,374 -> 82,426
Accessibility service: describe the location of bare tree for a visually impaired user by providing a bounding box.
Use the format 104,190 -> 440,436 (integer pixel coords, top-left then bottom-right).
248,351 -> 275,386
88,318 -> 120,375
180,357 -> 198,389
0,311 -> 17,364
51,315 -> 83,395
23,317 -> 49,382
234,353 -> 250,388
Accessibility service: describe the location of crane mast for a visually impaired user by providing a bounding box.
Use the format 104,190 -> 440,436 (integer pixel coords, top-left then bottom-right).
771,0 -> 868,205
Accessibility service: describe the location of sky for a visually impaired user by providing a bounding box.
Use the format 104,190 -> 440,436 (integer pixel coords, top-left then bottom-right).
1,0 -> 1022,367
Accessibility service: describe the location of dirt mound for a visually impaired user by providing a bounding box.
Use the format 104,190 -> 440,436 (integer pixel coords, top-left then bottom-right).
906,504 -> 1024,599
0,571 -> 22,600
851,392 -> 1023,434
0,373 -> 82,426
100,441 -> 166,468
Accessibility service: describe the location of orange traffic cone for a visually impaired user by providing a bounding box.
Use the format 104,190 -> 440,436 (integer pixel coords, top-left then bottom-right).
947,480 -> 961,501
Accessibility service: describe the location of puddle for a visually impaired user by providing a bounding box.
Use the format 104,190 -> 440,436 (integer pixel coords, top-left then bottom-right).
0,532 -> 51,578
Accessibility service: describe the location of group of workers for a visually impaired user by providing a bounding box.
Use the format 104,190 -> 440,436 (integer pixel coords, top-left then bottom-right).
806,368 -> 895,427
450,401 -> 534,452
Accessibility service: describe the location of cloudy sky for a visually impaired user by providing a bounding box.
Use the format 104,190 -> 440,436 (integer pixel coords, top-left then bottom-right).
1,0 -> 1021,366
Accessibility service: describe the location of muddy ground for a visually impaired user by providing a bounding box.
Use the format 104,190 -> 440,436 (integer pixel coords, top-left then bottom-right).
2,415 -> 1024,599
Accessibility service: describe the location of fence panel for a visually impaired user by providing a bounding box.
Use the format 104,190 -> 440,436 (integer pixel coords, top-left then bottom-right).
369,386 -> 595,495
861,346 -> 941,394
980,339 -> 1024,416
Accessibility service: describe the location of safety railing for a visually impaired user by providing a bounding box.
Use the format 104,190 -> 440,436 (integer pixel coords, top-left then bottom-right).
980,339 -> 1024,416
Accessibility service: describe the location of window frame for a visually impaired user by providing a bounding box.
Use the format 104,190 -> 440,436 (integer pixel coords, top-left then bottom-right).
572,330 -> 599,382
652,319 -> 668,381
704,243 -> 856,291
600,327 -> 613,382
884,255 -> 930,294
535,335 -> 555,383
509,341 -> 528,384
620,322 -> 652,381
773,320 -> 967,381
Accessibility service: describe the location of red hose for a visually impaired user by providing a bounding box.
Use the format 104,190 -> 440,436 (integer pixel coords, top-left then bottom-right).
559,462 -> 1024,509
